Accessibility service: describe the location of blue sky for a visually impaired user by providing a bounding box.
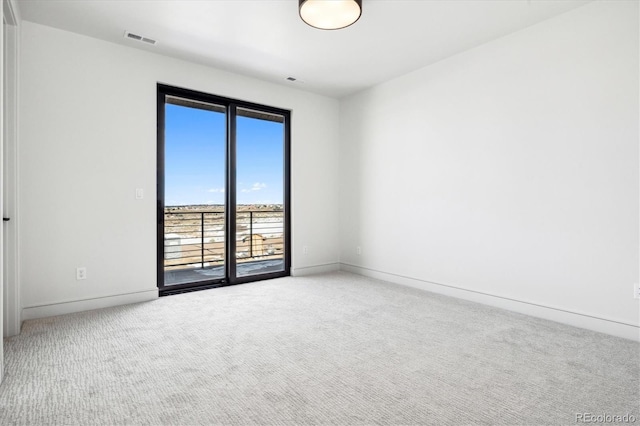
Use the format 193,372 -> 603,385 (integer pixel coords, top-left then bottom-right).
165,104 -> 284,206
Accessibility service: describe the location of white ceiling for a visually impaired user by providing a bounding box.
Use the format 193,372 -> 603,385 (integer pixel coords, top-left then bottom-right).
18,0 -> 591,98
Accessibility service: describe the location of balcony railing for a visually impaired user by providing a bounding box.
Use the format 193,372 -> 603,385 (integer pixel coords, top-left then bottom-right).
164,210 -> 284,271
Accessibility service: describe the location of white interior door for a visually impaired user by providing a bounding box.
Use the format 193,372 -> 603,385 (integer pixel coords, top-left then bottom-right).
0,0 -> 6,383
1,0 -> 19,383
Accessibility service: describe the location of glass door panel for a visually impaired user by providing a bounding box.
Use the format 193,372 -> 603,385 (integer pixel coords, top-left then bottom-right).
163,96 -> 226,286
235,108 -> 286,278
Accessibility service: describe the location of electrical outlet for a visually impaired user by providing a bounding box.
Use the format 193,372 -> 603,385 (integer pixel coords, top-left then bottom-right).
634,283 -> 640,299
76,267 -> 87,280
356,246 -> 362,256
303,246 -> 309,255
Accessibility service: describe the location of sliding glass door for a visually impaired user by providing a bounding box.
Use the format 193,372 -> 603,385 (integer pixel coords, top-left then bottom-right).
235,108 -> 286,278
157,85 -> 290,294
162,96 -> 227,287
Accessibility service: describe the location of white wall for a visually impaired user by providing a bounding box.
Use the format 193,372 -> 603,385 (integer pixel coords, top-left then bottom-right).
340,1 -> 639,338
19,21 -> 340,317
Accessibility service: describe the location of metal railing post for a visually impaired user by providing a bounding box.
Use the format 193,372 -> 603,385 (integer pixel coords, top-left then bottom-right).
201,212 -> 205,268
249,211 -> 253,258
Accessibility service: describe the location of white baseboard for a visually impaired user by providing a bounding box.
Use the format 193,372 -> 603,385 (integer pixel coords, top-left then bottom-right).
341,263 -> 640,342
292,262 -> 340,277
21,290 -> 158,323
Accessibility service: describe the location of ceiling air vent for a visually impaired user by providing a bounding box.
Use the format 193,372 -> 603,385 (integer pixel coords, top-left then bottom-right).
124,31 -> 157,45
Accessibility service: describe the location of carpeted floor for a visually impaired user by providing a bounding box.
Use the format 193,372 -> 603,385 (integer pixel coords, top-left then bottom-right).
1,271 -> 638,425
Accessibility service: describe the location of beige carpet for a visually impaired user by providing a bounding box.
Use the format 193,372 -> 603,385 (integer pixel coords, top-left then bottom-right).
1,271 -> 638,425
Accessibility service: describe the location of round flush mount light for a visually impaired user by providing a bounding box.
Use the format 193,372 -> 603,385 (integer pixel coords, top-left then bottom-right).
299,0 -> 362,30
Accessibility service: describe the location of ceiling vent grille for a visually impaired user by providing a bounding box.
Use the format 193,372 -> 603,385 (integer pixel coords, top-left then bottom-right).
124,31 -> 157,45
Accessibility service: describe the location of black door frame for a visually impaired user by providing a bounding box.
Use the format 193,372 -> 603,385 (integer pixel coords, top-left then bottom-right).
157,84 -> 291,295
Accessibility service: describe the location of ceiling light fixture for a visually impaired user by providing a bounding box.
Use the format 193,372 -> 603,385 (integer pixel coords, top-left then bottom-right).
299,0 -> 362,30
